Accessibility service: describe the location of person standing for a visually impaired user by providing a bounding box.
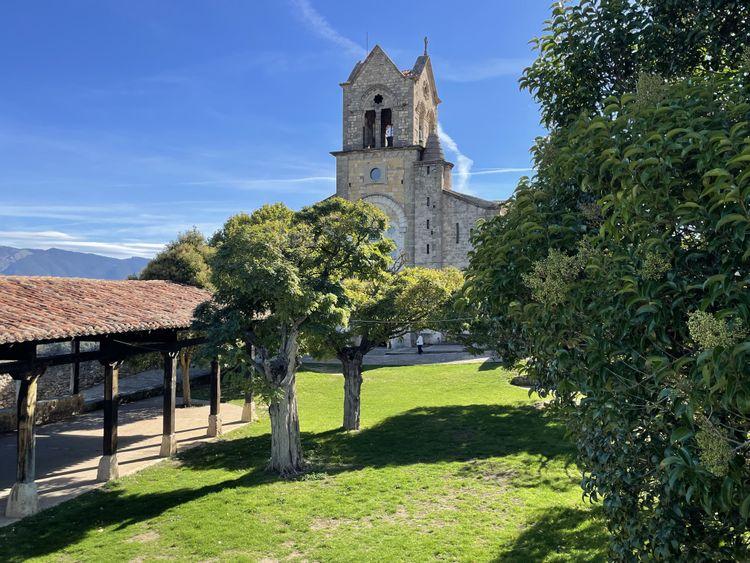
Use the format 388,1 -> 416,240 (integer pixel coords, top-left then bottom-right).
385,123 -> 394,147
416,334 -> 424,355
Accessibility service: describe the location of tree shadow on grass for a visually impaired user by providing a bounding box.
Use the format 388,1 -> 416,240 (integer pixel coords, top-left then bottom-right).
179,403 -> 576,474
495,506 -> 608,562
0,404 -> 576,560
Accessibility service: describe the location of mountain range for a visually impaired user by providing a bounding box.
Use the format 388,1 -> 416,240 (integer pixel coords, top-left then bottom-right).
0,246 -> 149,280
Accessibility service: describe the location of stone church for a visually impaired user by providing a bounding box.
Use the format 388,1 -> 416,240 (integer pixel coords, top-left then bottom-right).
331,44 -> 502,269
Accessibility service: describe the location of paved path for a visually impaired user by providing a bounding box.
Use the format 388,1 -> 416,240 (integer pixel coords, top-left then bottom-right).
306,345 -> 496,367
0,397 -> 246,528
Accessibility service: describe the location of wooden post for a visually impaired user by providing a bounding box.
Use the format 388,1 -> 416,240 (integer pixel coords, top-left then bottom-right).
207,359 -> 222,437
71,340 -> 80,395
160,351 -> 178,456
97,359 -> 120,481
5,368 -> 44,518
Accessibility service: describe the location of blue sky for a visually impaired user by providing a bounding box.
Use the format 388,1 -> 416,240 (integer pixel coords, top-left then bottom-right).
0,1 -> 549,258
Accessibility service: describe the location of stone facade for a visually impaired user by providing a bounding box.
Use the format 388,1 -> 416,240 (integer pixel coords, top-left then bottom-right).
332,45 -> 502,269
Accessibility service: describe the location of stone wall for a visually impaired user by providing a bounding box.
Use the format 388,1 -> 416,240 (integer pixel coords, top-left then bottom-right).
342,47 -> 416,151
441,194 -> 499,270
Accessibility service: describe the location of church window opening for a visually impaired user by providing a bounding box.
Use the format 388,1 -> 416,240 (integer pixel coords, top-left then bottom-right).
380,108 -> 392,147
456,222 -> 460,243
426,219 -> 430,229
373,94 -> 383,104
426,244 -> 430,255
426,197 -> 430,206
364,110 -> 376,148
370,167 -> 382,181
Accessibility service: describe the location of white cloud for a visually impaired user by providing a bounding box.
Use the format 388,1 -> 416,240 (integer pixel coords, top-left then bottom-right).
437,123 -> 474,193
440,57 -> 532,82
0,230 -> 164,259
469,167 -> 533,176
288,0 -> 365,57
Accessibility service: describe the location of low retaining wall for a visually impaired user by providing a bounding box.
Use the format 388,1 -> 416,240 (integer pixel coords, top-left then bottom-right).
0,393 -> 85,433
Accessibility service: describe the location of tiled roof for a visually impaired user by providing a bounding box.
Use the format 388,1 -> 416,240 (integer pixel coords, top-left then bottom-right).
442,189 -> 504,210
0,276 -> 211,345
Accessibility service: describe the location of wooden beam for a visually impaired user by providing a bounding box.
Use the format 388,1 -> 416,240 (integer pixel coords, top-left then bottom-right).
160,351 -> 178,457
207,359 -> 222,437
0,335 -> 206,376
97,359 -> 121,482
5,366 -> 45,519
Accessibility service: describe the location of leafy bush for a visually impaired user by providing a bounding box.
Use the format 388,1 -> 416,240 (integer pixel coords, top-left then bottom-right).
465,66 -> 750,558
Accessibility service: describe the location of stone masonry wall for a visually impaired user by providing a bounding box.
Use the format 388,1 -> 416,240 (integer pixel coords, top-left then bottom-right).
413,161 -> 447,268
441,195 -> 499,269
342,47 -> 414,151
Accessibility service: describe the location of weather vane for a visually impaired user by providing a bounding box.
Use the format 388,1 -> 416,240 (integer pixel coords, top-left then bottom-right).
424,36 -> 428,56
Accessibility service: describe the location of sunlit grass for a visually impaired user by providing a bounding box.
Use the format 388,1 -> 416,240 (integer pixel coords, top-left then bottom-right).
0,362 -> 607,562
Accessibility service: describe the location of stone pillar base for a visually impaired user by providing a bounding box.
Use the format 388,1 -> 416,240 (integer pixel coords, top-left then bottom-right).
207,414 -> 222,437
159,433 -> 176,457
5,481 -> 38,519
241,402 -> 258,423
97,454 -> 119,482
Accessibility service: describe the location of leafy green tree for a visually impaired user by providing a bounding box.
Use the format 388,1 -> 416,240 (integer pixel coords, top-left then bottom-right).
466,62 -> 750,559
464,1 -> 750,557
521,0 -> 750,128
200,199 -> 391,475
307,267 -> 463,430
140,228 -> 213,407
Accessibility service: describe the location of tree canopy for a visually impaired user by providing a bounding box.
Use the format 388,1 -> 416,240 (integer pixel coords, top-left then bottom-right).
307,266 -> 463,430
200,198 -> 392,474
464,1 -> 750,557
521,0 -> 750,128
140,228 -> 213,289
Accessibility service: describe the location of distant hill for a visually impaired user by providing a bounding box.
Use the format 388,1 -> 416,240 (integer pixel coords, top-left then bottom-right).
0,246 -> 149,280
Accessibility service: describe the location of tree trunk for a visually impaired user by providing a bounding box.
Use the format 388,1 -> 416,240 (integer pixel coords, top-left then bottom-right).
268,375 -> 303,476
341,354 -> 364,431
179,348 -> 192,407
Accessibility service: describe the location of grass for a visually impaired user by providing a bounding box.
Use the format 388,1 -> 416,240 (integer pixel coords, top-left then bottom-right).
0,362 -> 607,562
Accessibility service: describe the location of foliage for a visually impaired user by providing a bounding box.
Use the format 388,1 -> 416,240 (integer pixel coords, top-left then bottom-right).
139,227 -> 213,289
307,266 -> 463,359
521,0 -> 750,128
0,363 -> 607,562
198,198 -> 393,472
201,198 -> 392,399
465,61 -> 750,558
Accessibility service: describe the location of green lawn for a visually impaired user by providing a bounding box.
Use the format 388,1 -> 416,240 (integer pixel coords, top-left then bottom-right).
0,362 -> 607,562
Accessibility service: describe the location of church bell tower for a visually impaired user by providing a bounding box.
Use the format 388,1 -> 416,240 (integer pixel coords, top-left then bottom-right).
331,42 -> 450,266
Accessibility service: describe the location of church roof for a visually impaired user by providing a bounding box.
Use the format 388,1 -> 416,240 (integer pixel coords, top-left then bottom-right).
443,189 -> 504,210
422,132 -> 446,162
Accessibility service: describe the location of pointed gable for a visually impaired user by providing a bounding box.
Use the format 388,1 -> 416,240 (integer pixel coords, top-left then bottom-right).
341,45 -> 408,87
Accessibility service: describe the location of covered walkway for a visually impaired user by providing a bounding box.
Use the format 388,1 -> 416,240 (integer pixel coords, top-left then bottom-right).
0,396 -> 246,528
0,276 -> 224,521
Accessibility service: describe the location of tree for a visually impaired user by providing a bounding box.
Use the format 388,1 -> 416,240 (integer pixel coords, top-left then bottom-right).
308,267 -> 463,430
463,1 -> 750,557
200,198 -> 392,475
465,51 -> 750,561
521,0 -> 750,128
140,228 -> 213,407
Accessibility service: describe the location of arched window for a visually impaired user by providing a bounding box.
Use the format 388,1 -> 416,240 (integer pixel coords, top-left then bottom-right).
363,110 -> 376,148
